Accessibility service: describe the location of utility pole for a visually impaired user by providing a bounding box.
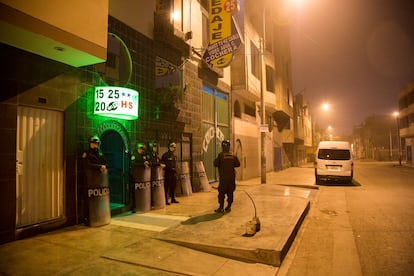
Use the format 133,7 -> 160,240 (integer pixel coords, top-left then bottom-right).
397,116 -> 402,166
260,37 -> 266,184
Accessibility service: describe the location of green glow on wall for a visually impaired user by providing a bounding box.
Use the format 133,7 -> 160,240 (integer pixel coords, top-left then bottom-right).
93,86 -> 139,120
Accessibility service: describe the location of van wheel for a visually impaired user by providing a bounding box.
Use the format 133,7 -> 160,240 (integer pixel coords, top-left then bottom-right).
349,171 -> 354,183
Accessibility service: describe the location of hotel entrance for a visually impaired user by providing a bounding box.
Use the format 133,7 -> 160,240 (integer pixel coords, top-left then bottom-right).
100,129 -> 131,215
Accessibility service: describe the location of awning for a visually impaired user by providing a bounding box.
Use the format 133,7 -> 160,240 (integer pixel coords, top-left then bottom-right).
273,111 -> 290,132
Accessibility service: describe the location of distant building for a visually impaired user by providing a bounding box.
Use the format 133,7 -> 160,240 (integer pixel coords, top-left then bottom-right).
352,115 -> 399,161
293,93 -> 312,165
398,81 -> 414,164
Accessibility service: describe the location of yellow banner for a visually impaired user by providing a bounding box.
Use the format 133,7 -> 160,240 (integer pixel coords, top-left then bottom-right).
209,0 -> 233,67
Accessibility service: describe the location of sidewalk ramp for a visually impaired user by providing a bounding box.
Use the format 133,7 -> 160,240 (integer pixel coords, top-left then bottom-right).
156,187 -> 310,266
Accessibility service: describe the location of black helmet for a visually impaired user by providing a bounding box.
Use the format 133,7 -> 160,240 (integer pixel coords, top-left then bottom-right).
222,140 -> 230,152
89,135 -> 100,144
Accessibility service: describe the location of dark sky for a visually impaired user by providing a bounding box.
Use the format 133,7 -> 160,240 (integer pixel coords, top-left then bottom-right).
289,0 -> 414,135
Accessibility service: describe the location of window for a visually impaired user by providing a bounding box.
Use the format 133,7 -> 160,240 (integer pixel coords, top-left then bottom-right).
234,100 -> 241,118
251,41 -> 260,79
318,149 -> 351,160
264,12 -> 273,52
244,103 -> 256,117
265,65 -> 274,92
172,0 -> 183,31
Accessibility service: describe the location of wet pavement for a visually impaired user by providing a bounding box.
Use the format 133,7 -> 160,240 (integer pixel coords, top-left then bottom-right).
0,166 -> 317,275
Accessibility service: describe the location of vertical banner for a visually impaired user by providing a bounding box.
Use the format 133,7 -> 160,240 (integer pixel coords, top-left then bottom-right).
203,0 -> 242,68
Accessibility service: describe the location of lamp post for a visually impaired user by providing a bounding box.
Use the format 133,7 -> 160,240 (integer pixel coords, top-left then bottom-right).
394,112 -> 402,166
260,37 -> 266,184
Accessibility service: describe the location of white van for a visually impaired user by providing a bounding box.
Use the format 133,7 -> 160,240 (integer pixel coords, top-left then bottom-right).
314,141 -> 353,184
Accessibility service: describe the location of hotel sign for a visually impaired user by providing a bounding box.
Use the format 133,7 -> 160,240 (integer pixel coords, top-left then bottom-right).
94,86 -> 139,120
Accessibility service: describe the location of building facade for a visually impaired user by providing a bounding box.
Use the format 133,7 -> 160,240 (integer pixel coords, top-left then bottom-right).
230,0 -> 294,180
293,93 -> 312,165
398,81 -> 414,164
0,0 -> 299,244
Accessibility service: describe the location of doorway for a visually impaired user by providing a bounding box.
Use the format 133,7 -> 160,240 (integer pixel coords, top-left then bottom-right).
16,106 -> 64,228
100,130 -> 130,215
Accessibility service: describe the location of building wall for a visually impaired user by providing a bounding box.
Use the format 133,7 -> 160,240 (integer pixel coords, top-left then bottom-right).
0,43 -> 80,243
0,14 -> 157,243
399,81 -> 414,164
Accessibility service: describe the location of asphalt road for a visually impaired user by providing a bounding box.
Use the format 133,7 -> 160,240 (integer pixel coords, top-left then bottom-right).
278,161 -> 414,276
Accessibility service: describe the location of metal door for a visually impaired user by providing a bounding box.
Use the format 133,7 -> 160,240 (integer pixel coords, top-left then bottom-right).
16,106 -> 64,227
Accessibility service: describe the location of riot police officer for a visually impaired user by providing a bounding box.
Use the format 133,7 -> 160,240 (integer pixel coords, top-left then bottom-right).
148,141 -> 163,169
79,135 -> 107,224
148,141 -> 166,208
82,135 -> 107,173
162,142 -> 179,205
130,142 -> 150,212
213,140 -> 240,213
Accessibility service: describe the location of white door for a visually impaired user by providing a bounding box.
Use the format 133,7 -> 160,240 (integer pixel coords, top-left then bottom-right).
16,106 -> 64,227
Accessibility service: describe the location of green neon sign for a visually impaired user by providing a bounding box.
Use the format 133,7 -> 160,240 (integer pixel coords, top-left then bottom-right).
94,86 -> 139,120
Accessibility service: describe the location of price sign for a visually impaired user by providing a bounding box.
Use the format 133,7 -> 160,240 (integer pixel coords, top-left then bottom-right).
93,86 -> 139,120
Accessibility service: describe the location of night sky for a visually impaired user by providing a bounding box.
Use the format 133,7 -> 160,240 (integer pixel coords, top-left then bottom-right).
289,0 -> 414,135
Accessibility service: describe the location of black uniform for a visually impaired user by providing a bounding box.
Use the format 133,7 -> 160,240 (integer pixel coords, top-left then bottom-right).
162,150 -> 178,204
130,151 -> 150,211
214,151 -> 240,211
79,148 -> 107,223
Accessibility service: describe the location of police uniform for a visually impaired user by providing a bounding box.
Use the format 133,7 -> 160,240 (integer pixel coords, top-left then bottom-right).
162,143 -> 179,204
213,140 -> 240,213
79,136 -> 107,224
130,144 -> 150,212
81,148 -> 107,172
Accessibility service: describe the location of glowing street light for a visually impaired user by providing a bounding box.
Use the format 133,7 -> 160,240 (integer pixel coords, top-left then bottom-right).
322,102 -> 330,111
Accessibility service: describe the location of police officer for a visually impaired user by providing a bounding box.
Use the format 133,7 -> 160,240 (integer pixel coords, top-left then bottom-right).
148,141 -> 166,208
79,135 -> 107,224
213,140 -> 240,213
162,142 -> 179,205
148,141 -> 164,169
130,142 -> 150,212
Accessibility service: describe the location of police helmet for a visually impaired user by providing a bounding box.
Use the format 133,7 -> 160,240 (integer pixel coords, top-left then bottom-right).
89,135 -> 100,144
148,141 -> 158,148
222,140 -> 230,152
136,142 -> 146,150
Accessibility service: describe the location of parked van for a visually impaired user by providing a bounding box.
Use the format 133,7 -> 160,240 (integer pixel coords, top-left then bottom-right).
314,141 -> 353,184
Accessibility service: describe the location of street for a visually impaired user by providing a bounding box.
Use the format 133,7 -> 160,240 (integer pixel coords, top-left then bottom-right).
278,161 -> 414,276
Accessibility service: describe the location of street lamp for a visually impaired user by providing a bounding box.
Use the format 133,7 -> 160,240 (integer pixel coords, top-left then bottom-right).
322,102 -> 330,111
393,112 -> 402,166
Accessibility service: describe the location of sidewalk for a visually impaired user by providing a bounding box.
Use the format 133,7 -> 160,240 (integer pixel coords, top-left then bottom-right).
0,167 -> 316,275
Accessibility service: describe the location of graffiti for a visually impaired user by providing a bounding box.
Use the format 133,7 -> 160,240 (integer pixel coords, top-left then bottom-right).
202,126 -> 225,152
